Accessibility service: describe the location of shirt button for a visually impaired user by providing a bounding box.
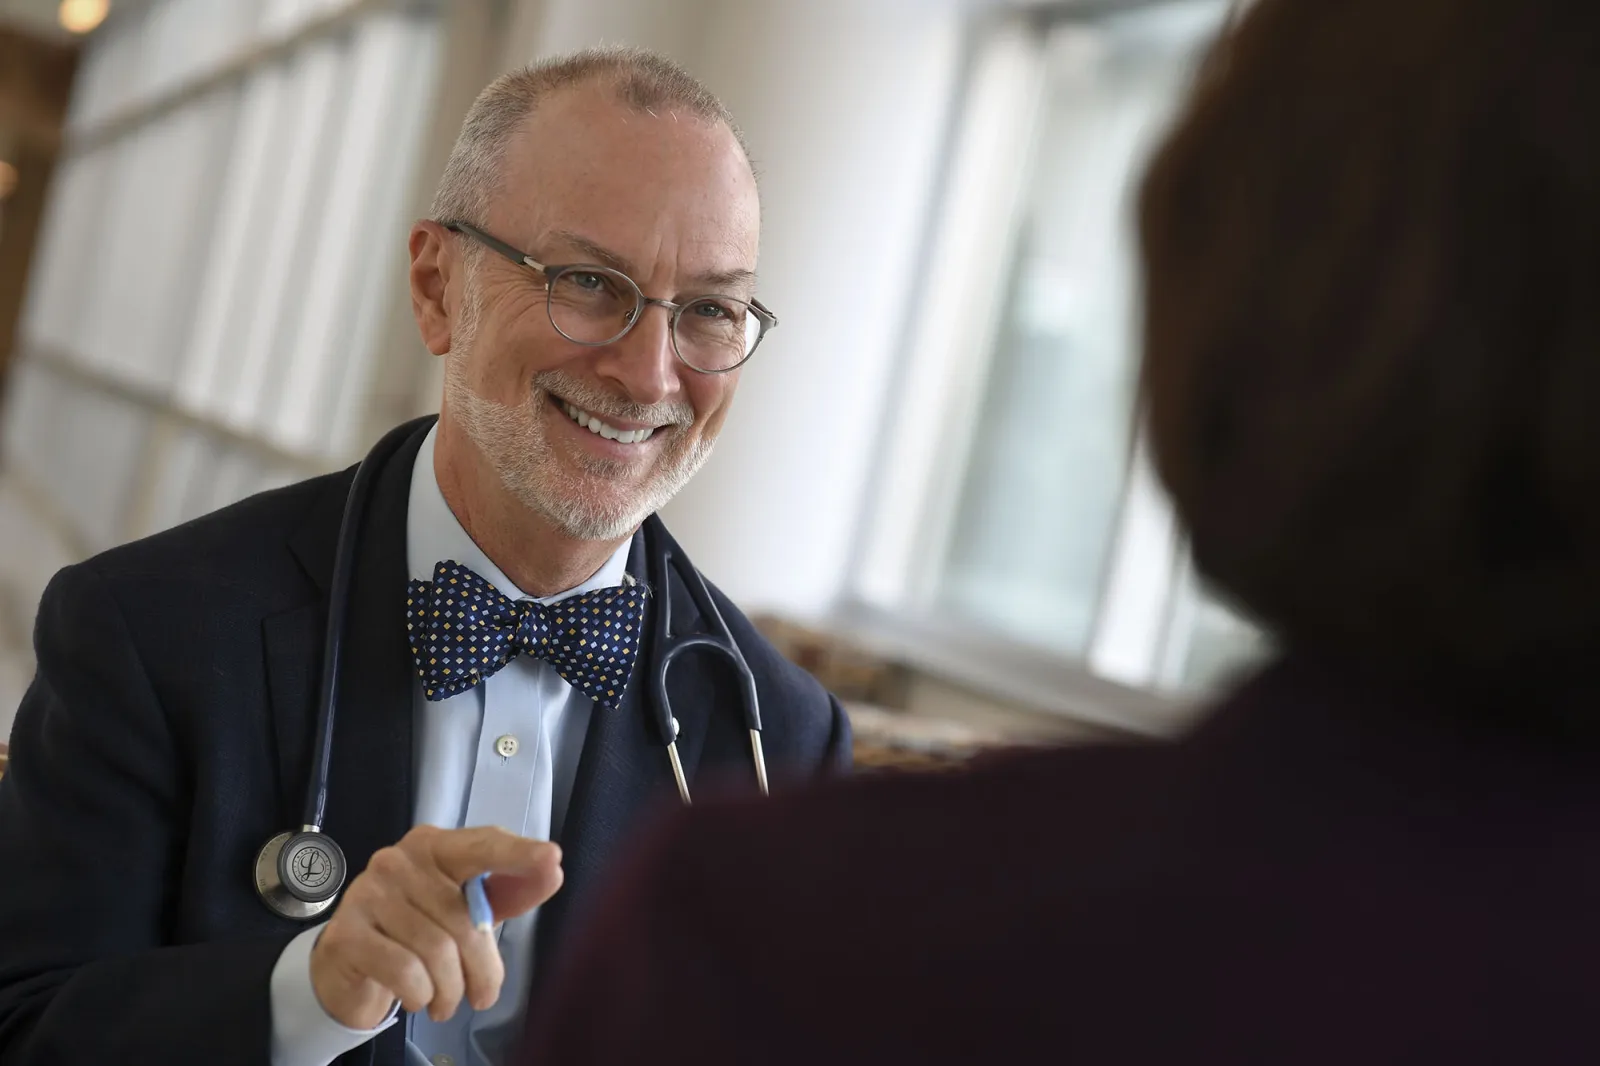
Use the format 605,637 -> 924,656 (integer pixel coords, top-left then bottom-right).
495,734 -> 519,758
432,1056 -> 457,1066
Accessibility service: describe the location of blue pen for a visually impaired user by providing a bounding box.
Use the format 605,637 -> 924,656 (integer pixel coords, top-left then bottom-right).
464,873 -> 493,933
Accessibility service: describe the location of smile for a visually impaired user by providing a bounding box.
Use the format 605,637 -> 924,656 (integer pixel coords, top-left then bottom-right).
561,400 -> 659,445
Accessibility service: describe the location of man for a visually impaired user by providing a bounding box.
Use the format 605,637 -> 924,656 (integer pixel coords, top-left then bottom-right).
523,1 -> 1600,1064
0,48 -> 849,1066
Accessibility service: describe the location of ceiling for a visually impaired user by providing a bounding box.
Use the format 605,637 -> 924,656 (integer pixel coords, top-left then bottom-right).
0,0 -> 79,41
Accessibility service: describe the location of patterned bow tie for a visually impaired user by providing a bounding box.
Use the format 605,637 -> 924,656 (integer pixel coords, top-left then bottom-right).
406,561 -> 648,709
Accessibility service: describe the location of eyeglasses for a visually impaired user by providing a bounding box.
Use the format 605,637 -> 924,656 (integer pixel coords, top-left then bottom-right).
441,220 -> 777,374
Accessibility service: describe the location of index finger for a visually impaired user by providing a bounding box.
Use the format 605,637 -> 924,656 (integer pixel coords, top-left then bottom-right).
422,826 -> 562,883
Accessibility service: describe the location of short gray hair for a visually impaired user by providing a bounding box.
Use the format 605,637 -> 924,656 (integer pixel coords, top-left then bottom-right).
430,46 -> 748,236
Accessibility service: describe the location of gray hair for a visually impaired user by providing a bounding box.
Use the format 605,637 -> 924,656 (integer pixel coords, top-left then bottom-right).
429,46 -> 749,242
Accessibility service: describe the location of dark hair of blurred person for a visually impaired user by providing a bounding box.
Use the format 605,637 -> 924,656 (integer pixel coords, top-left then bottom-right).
520,2 -> 1600,1063
1140,0 -> 1600,714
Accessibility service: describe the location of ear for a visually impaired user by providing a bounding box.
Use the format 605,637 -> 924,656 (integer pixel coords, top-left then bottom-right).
410,220 -> 457,356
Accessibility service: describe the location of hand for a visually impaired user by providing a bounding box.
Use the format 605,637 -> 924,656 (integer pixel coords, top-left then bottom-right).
309,825 -> 563,1030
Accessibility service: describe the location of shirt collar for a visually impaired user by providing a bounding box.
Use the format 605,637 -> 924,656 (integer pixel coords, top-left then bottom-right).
405,424 -> 632,603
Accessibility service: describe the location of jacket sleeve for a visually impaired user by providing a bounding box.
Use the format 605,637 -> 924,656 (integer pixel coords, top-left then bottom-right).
823,694 -> 854,775
0,563 -> 292,1064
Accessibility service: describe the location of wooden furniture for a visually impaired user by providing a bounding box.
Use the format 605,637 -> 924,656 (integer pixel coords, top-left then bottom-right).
753,615 -> 1060,773
847,703 -> 1041,773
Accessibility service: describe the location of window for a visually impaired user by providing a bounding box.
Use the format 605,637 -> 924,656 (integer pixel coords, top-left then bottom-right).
849,0 -> 1265,724
3,0 -> 447,552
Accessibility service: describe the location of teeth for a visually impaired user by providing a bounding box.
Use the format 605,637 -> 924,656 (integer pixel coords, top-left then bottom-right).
562,401 -> 656,444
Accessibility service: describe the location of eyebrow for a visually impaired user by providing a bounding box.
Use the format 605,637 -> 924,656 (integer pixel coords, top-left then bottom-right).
546,229 -> 758,293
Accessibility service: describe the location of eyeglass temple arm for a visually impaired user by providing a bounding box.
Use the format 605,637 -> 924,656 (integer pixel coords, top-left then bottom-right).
444,218 -> 775,333
439,220 -> 542,272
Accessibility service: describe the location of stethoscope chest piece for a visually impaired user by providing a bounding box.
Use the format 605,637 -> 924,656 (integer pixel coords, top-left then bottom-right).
255,828 -> 348,920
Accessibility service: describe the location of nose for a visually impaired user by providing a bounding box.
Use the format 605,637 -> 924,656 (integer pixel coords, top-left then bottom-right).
593,301 -> 681,407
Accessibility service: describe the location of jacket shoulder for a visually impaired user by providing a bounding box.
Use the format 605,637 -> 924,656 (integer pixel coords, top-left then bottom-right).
75,465 -> 355,606
696,575 -> 832,710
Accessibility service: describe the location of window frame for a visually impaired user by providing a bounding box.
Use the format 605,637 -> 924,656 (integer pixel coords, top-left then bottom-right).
836,0 -> 1249,735
5,0 -> 484,555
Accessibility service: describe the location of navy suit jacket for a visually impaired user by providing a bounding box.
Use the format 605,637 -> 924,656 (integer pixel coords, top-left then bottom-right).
0,417 -> 850,1065
528,652 -> 1600,1065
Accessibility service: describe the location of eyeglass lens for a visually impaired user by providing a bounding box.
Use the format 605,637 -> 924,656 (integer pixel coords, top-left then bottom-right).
546,267 -> 760,372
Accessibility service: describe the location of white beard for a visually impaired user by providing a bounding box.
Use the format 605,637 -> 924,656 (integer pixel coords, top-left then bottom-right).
442,270 -> 715,541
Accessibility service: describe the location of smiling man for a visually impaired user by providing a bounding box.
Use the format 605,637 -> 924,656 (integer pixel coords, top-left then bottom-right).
0,48 -> 850,1066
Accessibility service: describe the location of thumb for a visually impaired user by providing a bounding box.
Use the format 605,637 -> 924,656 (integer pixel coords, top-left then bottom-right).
484,845 -> 564,920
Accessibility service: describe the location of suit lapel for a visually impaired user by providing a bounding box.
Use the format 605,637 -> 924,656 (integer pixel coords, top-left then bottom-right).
534,525 -> 717,971
262,604 -> 323,827
274,419 -> 433,878
321,436 -> 419,872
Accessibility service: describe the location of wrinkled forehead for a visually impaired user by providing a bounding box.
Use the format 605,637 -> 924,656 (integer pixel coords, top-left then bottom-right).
489,86 -> 761,275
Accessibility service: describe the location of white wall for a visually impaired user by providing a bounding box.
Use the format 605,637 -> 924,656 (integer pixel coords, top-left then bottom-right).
515,0 -> 967,620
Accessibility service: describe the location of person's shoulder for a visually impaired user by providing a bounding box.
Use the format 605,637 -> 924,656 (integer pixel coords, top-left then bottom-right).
697,739 -> 1172,852
621,740 -> 1174,977
653,741 -> 1173,913
67,465 -> 355,607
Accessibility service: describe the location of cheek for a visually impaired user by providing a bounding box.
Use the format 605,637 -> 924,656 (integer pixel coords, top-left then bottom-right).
472,295 -> 576,391
690,373 -> 740,436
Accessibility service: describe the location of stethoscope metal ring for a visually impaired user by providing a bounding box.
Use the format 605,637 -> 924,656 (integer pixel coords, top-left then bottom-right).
255,828 -> 347,920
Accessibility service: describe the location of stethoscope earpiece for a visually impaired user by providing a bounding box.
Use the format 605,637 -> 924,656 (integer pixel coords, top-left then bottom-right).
255,828 -> 348,921
646,518 -> 768,808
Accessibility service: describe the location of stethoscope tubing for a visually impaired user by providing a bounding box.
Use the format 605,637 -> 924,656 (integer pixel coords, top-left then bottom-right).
302,417 -> 425,832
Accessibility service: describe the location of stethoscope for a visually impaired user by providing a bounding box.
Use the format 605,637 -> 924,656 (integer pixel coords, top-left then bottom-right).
255,417 -> 769,920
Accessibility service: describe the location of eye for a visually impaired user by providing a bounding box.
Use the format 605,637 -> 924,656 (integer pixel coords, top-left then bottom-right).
692,299 -> 735,319
568,271 -> 609,293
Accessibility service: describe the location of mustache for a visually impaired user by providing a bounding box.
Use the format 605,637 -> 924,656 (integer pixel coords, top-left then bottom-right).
531,370 -> 695,428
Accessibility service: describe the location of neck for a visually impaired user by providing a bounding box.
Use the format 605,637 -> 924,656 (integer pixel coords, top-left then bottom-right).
433,416 -> 631,596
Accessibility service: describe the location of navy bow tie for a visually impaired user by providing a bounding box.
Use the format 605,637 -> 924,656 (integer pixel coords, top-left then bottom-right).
405,561 -> 648,709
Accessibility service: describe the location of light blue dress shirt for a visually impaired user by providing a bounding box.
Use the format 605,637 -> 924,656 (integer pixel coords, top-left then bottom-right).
269,425 -> 633,1066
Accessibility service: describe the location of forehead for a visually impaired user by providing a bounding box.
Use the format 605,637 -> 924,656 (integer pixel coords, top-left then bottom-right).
489,85 -> 760,270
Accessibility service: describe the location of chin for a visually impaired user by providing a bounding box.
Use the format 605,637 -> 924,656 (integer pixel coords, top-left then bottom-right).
519,474 -> 651,542
540,499 -> 647,542
508,436 -> 714,542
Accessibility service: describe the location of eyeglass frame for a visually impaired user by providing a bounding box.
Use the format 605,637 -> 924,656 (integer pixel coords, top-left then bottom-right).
439,220 -> 777,374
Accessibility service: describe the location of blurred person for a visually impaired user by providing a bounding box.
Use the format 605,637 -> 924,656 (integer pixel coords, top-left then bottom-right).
0,47 -> 849,1066
522,1 -> 1600,1063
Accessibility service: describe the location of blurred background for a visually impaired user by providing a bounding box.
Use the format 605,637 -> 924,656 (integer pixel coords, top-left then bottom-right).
0,0 -> 1267,765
